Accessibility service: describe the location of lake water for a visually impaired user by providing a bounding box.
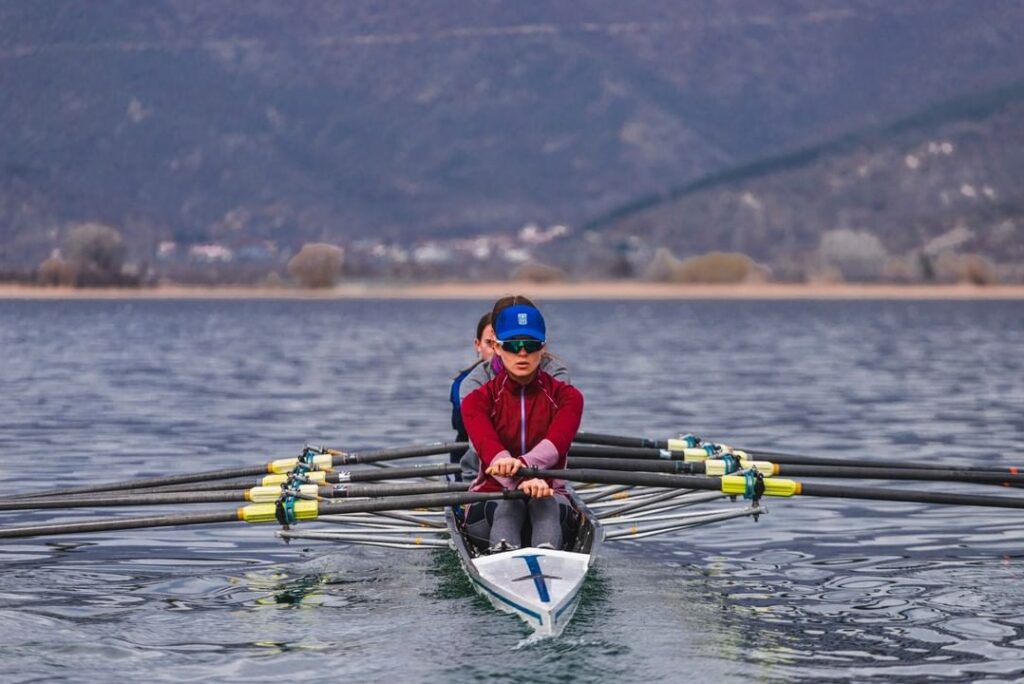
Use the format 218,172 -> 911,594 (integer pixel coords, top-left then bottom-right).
0,298 -> 1022,683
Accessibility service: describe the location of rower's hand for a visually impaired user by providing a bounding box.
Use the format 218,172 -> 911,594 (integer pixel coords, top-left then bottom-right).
518,478 -> 553,498
487,457 -> 522,478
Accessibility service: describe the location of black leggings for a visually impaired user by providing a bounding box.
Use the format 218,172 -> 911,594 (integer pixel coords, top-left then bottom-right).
464,495 -> 576,550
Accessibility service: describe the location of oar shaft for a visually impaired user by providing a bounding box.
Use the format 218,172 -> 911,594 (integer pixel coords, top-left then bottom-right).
574,431 -> 668,449
574,442 -> 1023,481
8,442 -> 467,502
3,464 -> 467,510
318,489 -> 526,516
328,442 -> 466,466
570,444 -> 676,459
798,482 -> 1024,509
80,480 -> 257,495
523,467 -> 718,492
101,463 -> 463,493
778,464 -> 1024,486
0,488 -> 526,540
565,457 -> 1024,486
568,456 -> 694,474
9,465 -> 268,500
744,449 -> 1018,474
0,480 -> 254,502
0,510 -> 239,539
526,467 -> 1024,510
329,482 -> 470,498
0,491 -> 250,511
335,463 -> 461,482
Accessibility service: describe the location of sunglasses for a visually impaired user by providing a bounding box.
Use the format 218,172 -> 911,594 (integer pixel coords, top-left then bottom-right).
499,339 -> 545,354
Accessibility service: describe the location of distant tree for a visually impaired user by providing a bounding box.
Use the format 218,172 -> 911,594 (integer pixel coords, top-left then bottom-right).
819,229 -> 888,281
962,254 -> 997,285
934,252 -> 997,285
645,248 -> 758,283
511,261 -> 567,283
287,243 -> 344,288
883,255 -> 916,283
37,253 -> 76,286
63,223 -> 127,286
673,251 -> 757,283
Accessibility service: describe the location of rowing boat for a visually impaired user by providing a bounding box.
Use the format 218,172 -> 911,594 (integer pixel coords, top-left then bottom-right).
4,435 -> 1023,636
444,487 -> 602,637
0,438 -> 775,636
277,461 -> 764,636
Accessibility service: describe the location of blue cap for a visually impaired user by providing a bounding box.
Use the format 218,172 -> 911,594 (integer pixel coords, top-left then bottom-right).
494,304 -> 546,342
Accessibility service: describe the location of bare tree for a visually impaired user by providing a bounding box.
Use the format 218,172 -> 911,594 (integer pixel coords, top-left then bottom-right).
64,222 -> 126,286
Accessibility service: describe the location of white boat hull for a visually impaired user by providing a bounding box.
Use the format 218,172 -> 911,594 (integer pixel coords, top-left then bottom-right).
445,487 -> 602,636
468,547 -> 591,636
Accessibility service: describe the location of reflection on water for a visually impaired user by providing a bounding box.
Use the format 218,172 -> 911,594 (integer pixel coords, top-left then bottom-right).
0,299 -> 1023,682
653,546 -> 1024,682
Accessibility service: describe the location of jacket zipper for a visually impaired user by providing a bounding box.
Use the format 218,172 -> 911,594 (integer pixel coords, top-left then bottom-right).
520,386 -> 527,455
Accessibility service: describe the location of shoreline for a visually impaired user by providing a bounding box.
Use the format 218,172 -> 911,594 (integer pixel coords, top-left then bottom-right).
2,281 -> 1024,300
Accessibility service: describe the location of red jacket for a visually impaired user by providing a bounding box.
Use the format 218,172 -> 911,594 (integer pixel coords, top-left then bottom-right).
461,367 -> 583,492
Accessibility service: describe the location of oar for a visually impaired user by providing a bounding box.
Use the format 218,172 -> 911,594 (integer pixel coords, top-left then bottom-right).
6,443 -> 466,501
570,444 -> 685,459
0,481 -> 473,512
571,442 -> 1021,476
736,448 -> 1022,475
523,467 -> 1024,510
262,462 -> 462,487
0,489 -> 523,539
569,456 -> 693,474
24,463 -> 464,499
567,456 -> 1024,487
0,489 -> 275,511
752,463 -> 1024,486
329,481 -> 470,498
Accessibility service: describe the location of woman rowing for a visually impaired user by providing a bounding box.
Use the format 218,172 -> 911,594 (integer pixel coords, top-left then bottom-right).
455,295 -> 571,480
460,296 -> 583,552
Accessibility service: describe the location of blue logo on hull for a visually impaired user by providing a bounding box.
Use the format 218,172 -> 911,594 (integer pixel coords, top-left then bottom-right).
512,554 -> 562,603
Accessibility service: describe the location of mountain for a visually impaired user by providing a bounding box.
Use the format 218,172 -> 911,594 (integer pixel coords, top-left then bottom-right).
2,1 -> 1023,275
577,85 -> 1024,279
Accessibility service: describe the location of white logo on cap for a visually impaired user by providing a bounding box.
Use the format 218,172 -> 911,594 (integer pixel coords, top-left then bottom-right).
518,313 -> 528,325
